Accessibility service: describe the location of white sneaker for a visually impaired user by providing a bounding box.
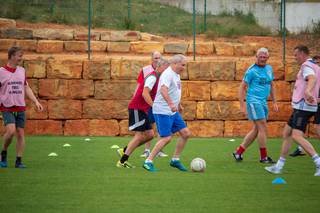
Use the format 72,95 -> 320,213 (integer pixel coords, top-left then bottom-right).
157,151 -> 168,157
140,150 -> 150,158
265,165 -> 282,174
315,167 -> 320,176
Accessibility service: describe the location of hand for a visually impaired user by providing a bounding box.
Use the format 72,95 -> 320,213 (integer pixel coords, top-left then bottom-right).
35,101 -> 43,112
272,102 -> 279,112
305,90 -> 315,103
178,104 -> 184,113
169,103 -> 178,112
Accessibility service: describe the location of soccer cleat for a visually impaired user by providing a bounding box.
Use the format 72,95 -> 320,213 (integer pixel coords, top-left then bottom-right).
289,148 -> 306,157
117,148 -> 125,158
15,163 -> 26,169
143,162 -> 158,172
140,150 -> 150,158
116,160 -> 135,168
170,160 -> 187,171
0,161 -> 8,168
315,167 -> 320,177
232,152 -> 243,162
260,156 -> 276,164
157,151 -> 168,158
265,165 -> 282,174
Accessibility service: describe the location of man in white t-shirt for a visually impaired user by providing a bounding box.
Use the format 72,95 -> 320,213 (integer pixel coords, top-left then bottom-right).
143,54 -> 191,172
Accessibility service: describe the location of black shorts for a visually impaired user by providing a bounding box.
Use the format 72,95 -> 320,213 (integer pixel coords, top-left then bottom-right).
314,104 -> 320,124
128,109 -> 152,131
287,109 -> 315,133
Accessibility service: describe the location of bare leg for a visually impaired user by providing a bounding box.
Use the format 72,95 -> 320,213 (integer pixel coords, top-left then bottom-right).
148,136 -> 172,161
280,124 -> 293,158
255,119 -> 267,149
240,124 -> 258,149
291,129 -> 317,157
125,130 -> 154,156
2,124 -> 16,151
172,127 -> 191,158
16,128 -> 25,157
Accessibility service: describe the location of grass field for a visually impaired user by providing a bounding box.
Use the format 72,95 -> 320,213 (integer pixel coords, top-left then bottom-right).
1,136 -> 320,213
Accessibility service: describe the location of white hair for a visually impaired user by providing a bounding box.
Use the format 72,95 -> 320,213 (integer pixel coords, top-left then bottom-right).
169,54 -> 187,64
156,58 -> 169,67
256,47 -> 269,56
151,51 -> 162,59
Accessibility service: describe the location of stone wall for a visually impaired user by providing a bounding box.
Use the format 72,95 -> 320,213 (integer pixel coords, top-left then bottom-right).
0,18 -> 317,138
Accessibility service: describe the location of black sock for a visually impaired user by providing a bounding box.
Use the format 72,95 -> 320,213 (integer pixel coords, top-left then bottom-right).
1,150 -> 7,161
123,146 -> 127,153
16,157 -> 22,164
120,154 -> 129,163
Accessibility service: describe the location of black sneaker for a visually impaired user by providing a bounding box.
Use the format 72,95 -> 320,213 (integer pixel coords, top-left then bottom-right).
260,156 -> 276,164
289,148 -> 306,157
232,152 -> 243,162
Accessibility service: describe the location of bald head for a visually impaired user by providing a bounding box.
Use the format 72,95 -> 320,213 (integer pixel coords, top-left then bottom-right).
151,51 -> 162,67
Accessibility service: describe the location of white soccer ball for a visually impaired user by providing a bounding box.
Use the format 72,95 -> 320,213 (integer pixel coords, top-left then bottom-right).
190,158 -> 206,172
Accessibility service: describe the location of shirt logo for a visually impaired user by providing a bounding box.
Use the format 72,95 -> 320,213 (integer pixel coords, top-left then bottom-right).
177,81 -> 181,90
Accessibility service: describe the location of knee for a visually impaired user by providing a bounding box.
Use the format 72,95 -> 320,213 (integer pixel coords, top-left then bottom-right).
181,128 -> 191,139
5,127 -> 16,138
291,130 -> 303,141
147,131 -> 154,141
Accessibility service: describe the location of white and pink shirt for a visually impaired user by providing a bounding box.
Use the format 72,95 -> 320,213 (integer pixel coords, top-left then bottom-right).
292,60 -> 320,112
0,66 -> 27,111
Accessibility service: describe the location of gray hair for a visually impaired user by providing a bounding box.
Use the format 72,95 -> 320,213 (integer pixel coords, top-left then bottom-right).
169,54 -> 187,64
256,47 -> 269,56
156,58 -> 169,68
151,51 -> 162,59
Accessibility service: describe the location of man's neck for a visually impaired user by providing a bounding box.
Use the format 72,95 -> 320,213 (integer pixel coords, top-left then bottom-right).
7,61 -> 17,68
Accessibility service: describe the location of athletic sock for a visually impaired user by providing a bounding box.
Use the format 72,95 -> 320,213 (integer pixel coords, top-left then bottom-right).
120,154 -> 129,164
145,159 -> 152,163
1,150 -> 7,161
236,145 -> 245,155
16,157 -> 22,164
275,157 -> 286,169
260,147 -> 267,160
123,146 -> 127,153
298,146 -> 304,152
312,154 -> 320,167
172,157 -> 180,161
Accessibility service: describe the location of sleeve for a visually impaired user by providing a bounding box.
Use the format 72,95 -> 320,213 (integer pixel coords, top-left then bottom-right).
302,66 -> 315,79
159,70 -> 172,88
144,75 -> 157,90
270,66 -> 274,81
243,69 -> 253,84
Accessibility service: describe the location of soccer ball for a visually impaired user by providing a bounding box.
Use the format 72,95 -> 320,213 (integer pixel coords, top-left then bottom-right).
190,158 -> 206,172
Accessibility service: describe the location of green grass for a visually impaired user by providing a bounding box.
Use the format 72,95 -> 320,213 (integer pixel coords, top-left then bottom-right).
1,136 -> 320,213
0,0 -> 271,37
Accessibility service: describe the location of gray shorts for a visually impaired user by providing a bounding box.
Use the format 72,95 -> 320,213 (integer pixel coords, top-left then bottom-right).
1,111 -> 26,128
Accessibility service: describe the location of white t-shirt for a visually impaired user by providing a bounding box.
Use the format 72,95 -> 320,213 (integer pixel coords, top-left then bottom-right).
153,66 -> 181,115
144,75 -> 157,90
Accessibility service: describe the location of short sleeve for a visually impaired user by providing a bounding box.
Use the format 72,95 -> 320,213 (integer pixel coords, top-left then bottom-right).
144,75 -> 157,90
302,66 -> 315,79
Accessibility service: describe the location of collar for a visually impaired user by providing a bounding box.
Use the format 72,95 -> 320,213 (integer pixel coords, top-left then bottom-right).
3,65 -> 17,73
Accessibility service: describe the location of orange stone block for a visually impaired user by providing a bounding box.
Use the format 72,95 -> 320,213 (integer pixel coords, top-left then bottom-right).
89,119 -> 119,136
267,122 -> 287,137
308,123 -> 320,138
197,101 -> 245,120
91,41 -> 107,52
27,78 -> 39,97
285,62 -> 300,82
182,81 -> 211,101
130,41 -> 163,54
64,120 -> 90,136
224,120 -> 253,137
37,40 -> 63,53
0,39 -> 16,50
213,42 -> 234,56
181,101 -> 197,121
25,120 -> 63,135
39,79 -> 68,98
47,59 -> 82,79
83,99 -> 128,119
83,59 -> 111,80
187,42 -> 214,55
108,42 -> 131,53
24,60 -> 46,78
268,102 -> 292,121
187,120 -> 224,137
26,99 -> 48,119
48,99 -> 82,119
16,40 -> 37,51
67,80 -> 94,99
111,58 -> 149,80
119,120 -> 134,136
211,81 -> 241,101
64,41 -> 87,52
94,80 -> 136,100
271,81 -> 291,101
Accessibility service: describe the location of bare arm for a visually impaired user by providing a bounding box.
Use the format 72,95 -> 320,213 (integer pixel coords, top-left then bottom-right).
142,87 -> 153,107
270,81 -> 279,112
305,75 -> 317,104
239,81 -> 247,113
160,85 -> 177,112
25,85 -> 43,111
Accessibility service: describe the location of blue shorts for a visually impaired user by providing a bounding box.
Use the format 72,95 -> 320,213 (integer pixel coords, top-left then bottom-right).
154,112 -> 187,137
246,103 -> 268,121
147,108 -> 155,124
1,111 -> 26,128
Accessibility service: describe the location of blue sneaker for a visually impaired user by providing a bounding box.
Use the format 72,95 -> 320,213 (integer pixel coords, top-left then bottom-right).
0,161 -> 7,168
143,162 -> 158,172
15,163 -> 26,168
170,160 -> 187,172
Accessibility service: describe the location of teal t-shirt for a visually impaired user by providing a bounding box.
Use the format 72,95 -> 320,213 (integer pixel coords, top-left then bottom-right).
243,64 -> 274,104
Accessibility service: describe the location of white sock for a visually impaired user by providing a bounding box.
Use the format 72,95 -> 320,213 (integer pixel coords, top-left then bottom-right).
312,154 -> 320,167
145,159 -> 152,163
298,146 -> 304,152
275,157 -> 286,169
172,157 -> 180,161
145,149 -> 150,152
